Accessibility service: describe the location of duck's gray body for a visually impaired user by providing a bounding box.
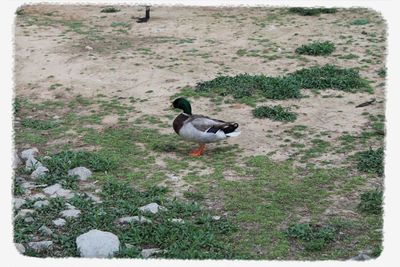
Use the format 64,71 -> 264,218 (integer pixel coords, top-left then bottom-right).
173,113 -> 240,144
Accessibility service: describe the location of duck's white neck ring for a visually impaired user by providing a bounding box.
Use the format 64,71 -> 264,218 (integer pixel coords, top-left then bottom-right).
182,112 -> 191,116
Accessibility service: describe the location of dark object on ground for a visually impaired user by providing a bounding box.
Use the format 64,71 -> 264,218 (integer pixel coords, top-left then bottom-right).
356,98 -> 376,108
137,6 -> 150,23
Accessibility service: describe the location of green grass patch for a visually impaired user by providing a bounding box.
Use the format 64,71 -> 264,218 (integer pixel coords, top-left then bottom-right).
289,64 -> 371,92
295,41 -> 335,56
15,178 -> 242,259
21,118 -> 59,130
100,7 -> 120,13
286,222 -> 341,251
252,105 -> 297,122
358,189 -> 383,214
351,18 -> 369,25
193,64 -> 371,103
356,147 -> 384,176
289,7 -> 337,16
41,150 -> 117,176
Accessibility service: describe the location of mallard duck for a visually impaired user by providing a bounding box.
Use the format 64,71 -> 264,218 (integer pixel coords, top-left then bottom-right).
172,97 -> 240,156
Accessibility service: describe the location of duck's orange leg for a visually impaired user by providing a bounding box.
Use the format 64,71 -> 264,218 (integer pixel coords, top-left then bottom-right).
190,144 -> 206,157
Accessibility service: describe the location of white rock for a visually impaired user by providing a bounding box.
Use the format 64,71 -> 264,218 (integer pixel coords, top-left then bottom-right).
68,167 -> 92,181
76,229 -> 120,258
15,209 -> 35,219
166,174 -> 180,181
25,157 -> 43,170
13,152 -> 22,169
28,193 -> 47,201
43,183 -> 62,195
350,253 -> 372,261
21,148 -> 39,160
31,166 -> 49,179
65,203 -> 76,210
86,193 -> 102,204
15,243 -> 25,254
28,241 -> 53,252
170,218 -> 184,224
13,198 -> 26,209
212,216 -> 221,221
39,225 -> 53,235
141,248 -> 163,258
33,200 -> 50,209
138,203 -> 167,214
21,181 -> 35,190
43,183 -> 75,199
118,216 -> 151,224
53,188 -> 75,199
24,217 -> 34,223
53,218 -> 66,227
85,45 -> 93,50
60,209 -> 81,218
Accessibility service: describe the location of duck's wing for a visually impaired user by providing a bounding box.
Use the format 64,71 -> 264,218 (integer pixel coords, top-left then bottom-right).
187,115 -> 238,134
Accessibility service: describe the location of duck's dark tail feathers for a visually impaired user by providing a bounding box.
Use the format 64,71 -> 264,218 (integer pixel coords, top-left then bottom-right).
221,122 -> 239,134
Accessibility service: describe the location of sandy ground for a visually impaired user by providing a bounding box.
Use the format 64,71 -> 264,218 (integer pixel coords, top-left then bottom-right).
14,5 -> 386,161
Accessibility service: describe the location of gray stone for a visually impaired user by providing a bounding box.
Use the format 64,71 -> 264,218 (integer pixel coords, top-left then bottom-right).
68,167 -> 92,181
28,193 -> 47,201
53,188 -> 75,199
86,193 -> 102,204
13,152 -> 22,169
350,252 -> 372,261
15,243 -> 25,254
31,166 -> 49,179
13,198 -> 26,209
170,218 -> 184,224
28,241 -> 53,252
15,209 -> 34,219
53,218 -> 66,227
76,229 -> 120,258
20,148 -> 39,160
212,216 -> 221,221
138,203 -> 167,214
141,248 -> 163,258
43,184 -> 62,195
39,225 -> 53,236
118,216 -> 151,224
25,157 -> 43,170
43,184 -> 75,199
33,200 -> 50,209
21,181 -> 35,190
60,209 -> 81,219
166,174 -> 180,181
65,203 -> 76,210
24,216 -> 34,223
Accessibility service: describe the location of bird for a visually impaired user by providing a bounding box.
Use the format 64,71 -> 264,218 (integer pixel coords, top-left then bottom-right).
171,97 -> 240,157
136,6 -> 150,23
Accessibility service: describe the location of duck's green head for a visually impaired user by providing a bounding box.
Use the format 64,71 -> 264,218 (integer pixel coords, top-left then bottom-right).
172,97 -> 192,115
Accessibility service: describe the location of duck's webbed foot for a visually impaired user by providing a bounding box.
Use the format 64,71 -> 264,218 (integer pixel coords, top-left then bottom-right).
189,144 -> 205,157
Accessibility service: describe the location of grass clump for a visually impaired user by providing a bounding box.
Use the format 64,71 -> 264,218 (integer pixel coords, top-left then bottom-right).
21,118 -> 59,130
377,67 -> 386,78
351,18 -> 369,25
356,147 -> 384,176
358,189 -> 383,214
41,150 -> 117,175
289,64 -> 371,92
289,7 -> 337,16
295,41 -> 335,56
195,74 -> 301,100
100,6 -> 120,13
252,105 -> 297,122
194,64 -> 370,102
286,223 -> 339,251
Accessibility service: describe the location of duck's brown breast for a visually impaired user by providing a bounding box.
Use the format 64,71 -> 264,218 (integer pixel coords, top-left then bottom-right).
173,113 -> 189,134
